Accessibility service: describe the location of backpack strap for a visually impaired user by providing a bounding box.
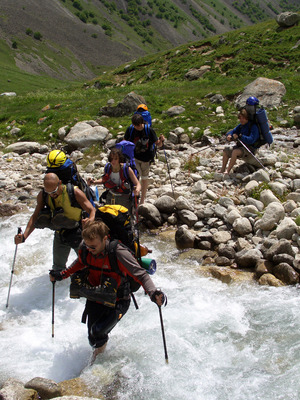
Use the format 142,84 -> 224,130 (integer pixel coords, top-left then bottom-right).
144,124 -> 150,137
66,182 -> 81,209
104,163 -> 111,175
107,239 -> 122,274
129,125 -> 134,141
107,239 -> 140,307
122,162 -> 130,181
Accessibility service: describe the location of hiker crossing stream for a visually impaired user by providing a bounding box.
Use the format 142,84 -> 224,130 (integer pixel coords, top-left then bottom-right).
1,211 -> 300,399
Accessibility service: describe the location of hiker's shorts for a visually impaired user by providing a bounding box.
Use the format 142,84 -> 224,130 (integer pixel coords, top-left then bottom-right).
224,145 -> 256,160
135,159 -> 150,180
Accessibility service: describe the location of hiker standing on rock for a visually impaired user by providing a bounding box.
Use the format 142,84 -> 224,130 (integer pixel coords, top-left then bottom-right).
220,108 -> 259,175
49,220 -> 166,361
124,114 -> 165,204
14,173 -> 95,271
88,147 -> 141,211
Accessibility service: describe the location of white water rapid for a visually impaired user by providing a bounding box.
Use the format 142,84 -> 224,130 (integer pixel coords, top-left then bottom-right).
1,212 -> 300,399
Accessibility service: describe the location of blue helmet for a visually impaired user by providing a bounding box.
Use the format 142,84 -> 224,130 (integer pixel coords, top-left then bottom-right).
246,96 -> 259,106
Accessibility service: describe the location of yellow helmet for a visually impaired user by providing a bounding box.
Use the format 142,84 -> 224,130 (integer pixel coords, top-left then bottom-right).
47,150 -> 67,168
137,103 -> 148,111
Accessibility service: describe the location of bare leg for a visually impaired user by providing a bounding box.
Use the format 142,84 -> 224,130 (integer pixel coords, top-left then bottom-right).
226,148 -> 243,173
140,178 -> 148,204
220,151 -> 230,173
90,342 -> 107,364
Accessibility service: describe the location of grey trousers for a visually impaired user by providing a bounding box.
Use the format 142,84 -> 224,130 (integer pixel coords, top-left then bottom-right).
52,231 -> 79,271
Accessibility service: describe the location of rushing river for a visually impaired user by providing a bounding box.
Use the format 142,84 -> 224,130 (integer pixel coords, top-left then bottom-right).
1,212 -> 300,400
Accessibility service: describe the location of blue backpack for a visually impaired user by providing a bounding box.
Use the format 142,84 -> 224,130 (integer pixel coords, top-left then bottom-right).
245,105 -> 273,146
134,110 -> 152,127
104,140 -> 138,181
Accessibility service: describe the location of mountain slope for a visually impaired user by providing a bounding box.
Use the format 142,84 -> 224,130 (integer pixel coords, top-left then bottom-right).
0,0 -> 298,81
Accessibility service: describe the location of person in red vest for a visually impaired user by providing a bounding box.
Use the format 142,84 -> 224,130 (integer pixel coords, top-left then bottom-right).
49,220 -> 166,361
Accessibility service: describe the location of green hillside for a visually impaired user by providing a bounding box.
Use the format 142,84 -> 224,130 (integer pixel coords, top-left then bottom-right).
0,0 -> 298,81
0,19 -> 299,148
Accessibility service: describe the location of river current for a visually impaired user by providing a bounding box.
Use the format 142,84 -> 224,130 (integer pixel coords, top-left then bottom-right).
0,211 -> 299,399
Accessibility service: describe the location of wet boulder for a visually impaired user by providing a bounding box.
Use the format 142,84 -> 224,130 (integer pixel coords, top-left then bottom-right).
175,225 -> 195,249
272,263 -> 299,285
235,248 -> 263,268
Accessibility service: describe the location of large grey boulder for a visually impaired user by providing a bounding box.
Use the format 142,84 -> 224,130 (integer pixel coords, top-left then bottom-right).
100,91 -> 146,117
64,121 -> 109,149
0,378 -> 38,400
177,209 -> 198,227
185,66 -> 211,80
263,238 -> 296,261
176,195 -> 194,211
272,263 -> 299,285
175,226 -> 195,249
25,377 -> 62,399
276,12 -> 300,27
138,203 -> 162,227
275,217 -> 298,240
232,217 -> 253,236
154,195 -> 176,213
235,77 -> 286,108
5,141 -> 42,154
235,248 -> 263,268
254,202 -> 285,231
165,106 -> 185,117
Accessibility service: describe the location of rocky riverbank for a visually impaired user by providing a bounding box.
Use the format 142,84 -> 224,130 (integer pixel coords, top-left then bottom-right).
1,125 -> 300,289
1,122 -> 300,399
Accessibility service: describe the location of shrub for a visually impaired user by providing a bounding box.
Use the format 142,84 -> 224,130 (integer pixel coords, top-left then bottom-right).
26,28 -> 32,36
73,1 -> 83,11
184,154 -> 200,173
33,32 -> 42,40
12,41 -> 17,49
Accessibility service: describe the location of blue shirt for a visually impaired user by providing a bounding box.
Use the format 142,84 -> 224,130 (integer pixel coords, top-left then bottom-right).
227,122 -> 259,147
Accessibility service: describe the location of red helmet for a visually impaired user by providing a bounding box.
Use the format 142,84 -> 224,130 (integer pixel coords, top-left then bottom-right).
137,103 -> 148,111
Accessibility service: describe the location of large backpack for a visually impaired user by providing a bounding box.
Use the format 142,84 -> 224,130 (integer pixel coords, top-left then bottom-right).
46,157 -> 96,206
78,239 -> 146,296
134,109 -> 152,127
71,205 -> 156,301
114,140 -> 139,180
245,105 -> 273,147
95,204 -> 134,251
128,124 -> 157,162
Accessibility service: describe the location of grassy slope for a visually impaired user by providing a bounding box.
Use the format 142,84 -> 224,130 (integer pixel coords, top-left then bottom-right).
0,19 -> 299,147
0,0 -> 298,83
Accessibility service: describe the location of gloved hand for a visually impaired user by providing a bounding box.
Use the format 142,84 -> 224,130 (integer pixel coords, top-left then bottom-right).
151,289 -> 167,307
49,269 -> 63,281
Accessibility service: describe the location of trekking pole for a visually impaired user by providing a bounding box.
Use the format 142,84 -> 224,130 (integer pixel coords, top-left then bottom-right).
52,281 -> 55,338
162,143 -> 175,199
158,305 -> 168,363
193,145 -> 211,156
6,227 -> 22,308
129,196 -> 141,310
237,139 -> 267,171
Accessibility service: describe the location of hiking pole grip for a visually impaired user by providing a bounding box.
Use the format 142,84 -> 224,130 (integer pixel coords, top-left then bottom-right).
158,305 -> 168,363
52,281 -> 55,338
6,227 -> 22,308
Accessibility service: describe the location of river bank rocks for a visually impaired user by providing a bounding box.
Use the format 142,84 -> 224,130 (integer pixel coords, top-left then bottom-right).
0,376 -> 102,400
1,123 -> 300,290
1,125 -> 300,399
